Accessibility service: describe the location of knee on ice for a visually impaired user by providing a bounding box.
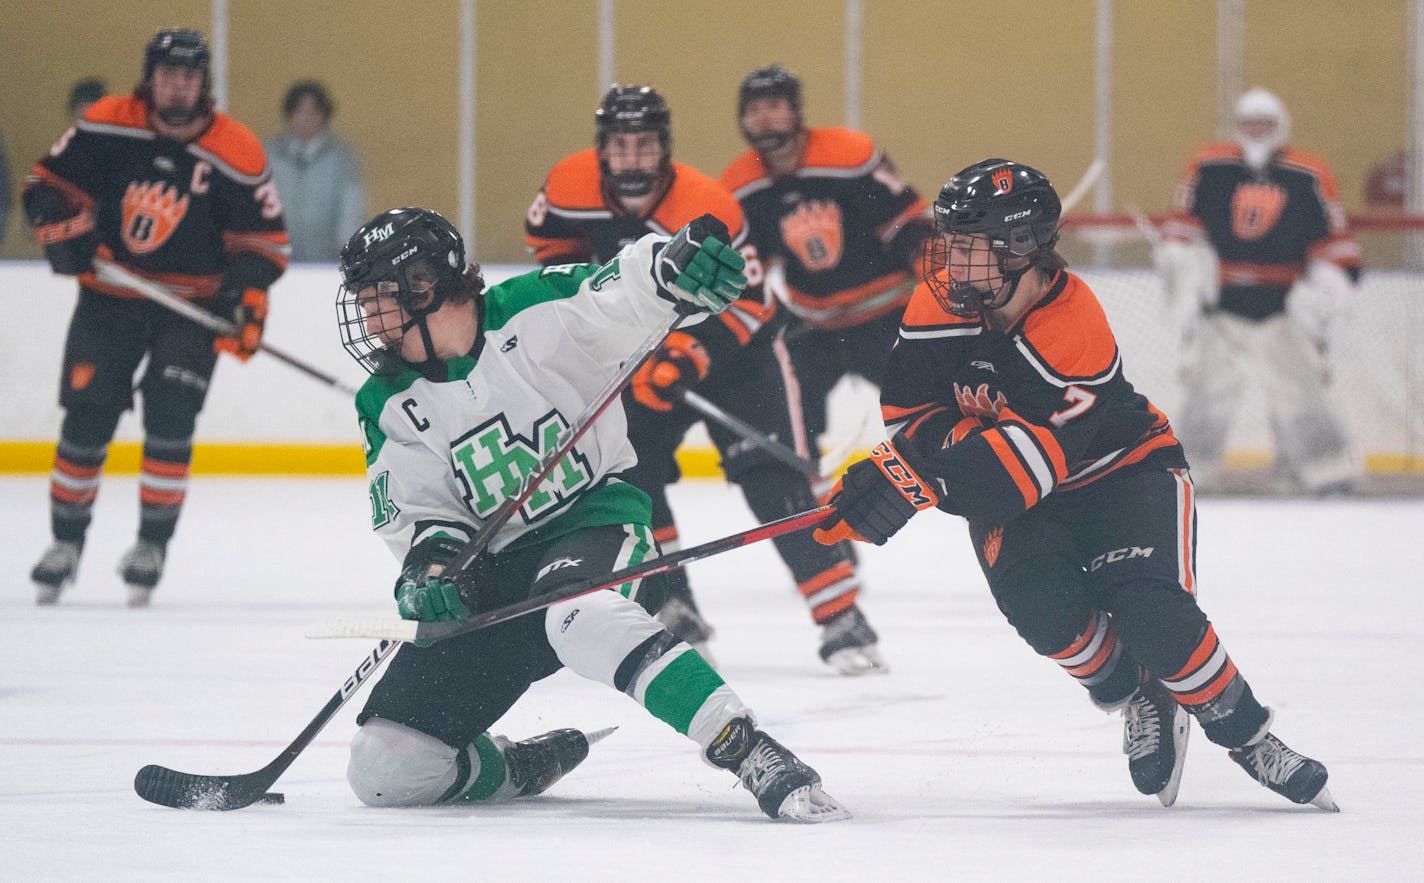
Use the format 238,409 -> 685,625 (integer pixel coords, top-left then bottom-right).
347,717 -> 462,807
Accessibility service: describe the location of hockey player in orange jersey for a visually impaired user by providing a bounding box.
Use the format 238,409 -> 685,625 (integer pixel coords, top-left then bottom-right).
25,28 -> 288,607
1159,88 -> 1362,494
525,85 -> 883,674
814,158 -> 1337,811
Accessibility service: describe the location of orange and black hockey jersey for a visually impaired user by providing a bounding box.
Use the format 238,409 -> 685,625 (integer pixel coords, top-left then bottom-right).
882,272 -> 1186,526
525,149 -> 773,362
26,95 -> 288,299
1163,142 -> 1360,319
720,128 -> 932,330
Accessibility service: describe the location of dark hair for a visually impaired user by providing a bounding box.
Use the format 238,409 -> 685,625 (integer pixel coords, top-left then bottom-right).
282,80 -> 334,120
68,78 -> 107,114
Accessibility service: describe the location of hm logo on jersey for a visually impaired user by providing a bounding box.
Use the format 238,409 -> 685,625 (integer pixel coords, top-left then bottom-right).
450,410 -> 593,524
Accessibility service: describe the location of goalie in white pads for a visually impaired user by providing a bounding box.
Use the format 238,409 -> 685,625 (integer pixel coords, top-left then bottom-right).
335,207 -> 847,822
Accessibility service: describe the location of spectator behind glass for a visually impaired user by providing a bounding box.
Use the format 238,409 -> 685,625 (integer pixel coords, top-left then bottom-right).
1364,149 -> 1408,212
68,77 -> 107,123
265,80 -> 365,261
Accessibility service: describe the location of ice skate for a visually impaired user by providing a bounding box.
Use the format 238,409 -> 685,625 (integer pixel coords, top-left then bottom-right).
705,716 -> 850,823
1122,679 -> 1189,806
497,726 -> 615,798
1229,724 -> 1337,811
118,541 -> 166,608
818,605 -> 886,676
32,540 -> 82,606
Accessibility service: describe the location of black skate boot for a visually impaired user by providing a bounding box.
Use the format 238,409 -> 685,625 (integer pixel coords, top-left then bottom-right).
32,540 -> 82,606
818,605 -> 886,676
1122,679 -> 1190,806
119,540 -> 166,608
1229,728 -> 1338,811
498,726 -> 614,797
705,717 -> 850,822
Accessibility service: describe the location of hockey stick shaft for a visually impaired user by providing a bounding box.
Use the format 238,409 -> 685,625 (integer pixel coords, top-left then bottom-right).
309,506 -> 835,644
1059,158 -> 1105,215
92,258 -> 361,397
445,306 -> 690,575
133,639 -> 399,809
678,388 -> 820,475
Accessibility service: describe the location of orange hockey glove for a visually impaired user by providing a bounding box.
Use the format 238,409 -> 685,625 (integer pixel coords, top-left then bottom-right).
631,331 -> 710,412
214,288 -> 268,362
814,438 -> 941,546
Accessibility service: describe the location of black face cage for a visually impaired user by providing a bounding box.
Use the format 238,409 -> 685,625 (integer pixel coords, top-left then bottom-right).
923,225 -> 1052,318
335,261 -> 445,376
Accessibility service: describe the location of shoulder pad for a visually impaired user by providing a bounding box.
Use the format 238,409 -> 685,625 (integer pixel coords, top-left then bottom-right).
900,281 -> 977,330
78,96 -> 149,132
1277,148 -> 1339,192
801,128 -> 877,172
191,113 -> 269,182
720,150 -> 768,195
654,164 -> 747,240
1018,273 -> 1117,381
543,150 -> 607,211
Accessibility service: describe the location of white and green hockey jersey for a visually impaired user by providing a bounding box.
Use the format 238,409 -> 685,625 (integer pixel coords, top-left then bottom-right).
357,235 -> 691,561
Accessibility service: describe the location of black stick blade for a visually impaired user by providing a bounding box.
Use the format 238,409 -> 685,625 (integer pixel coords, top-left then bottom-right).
134,764 -> 275,810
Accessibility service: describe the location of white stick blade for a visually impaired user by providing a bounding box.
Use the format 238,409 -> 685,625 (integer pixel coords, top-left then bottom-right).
306,616 -> 419,642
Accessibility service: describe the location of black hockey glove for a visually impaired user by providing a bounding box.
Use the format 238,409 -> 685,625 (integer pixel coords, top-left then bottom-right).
395,535 -> 472,623
213,287 -> 268,362
655,214 -> 747,315
24,185 -> 97,276
814,438 -> 941,546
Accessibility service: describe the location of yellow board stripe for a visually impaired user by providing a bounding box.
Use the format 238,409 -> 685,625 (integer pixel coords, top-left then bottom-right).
1,441 -> 1421,477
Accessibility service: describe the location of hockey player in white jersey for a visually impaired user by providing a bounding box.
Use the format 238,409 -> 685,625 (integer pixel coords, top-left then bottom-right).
334,206 -> 848,822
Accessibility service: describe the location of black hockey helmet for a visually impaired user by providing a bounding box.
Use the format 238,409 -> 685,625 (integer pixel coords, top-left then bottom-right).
925,159 -> 1062,317
738,64 -> 803,117
337,207 -> 474,375
737,65 -> 804,153
595,85 -> 672,199
137,28 -> 212,120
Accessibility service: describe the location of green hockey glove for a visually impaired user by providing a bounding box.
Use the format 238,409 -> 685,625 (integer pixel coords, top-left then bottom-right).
655,214 -> 747,314
395,536 -> 472,623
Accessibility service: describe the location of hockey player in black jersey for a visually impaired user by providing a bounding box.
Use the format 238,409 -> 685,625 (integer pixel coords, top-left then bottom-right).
526,85 -> 884,674
337,207 -> 847,822
814,159 -> 1337,811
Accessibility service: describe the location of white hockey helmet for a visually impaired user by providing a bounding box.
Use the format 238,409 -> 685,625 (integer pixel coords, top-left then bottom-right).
1234,87 -> 1290,172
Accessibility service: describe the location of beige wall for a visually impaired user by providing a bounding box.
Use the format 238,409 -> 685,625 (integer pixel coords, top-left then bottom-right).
1,2 -> 1412,261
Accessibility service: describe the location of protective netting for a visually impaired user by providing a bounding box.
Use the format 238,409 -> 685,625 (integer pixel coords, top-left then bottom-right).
1057,218 -> 1424,495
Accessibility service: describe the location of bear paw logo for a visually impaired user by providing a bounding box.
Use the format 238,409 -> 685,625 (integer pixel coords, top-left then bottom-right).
779,199 -> 844,272
954,382 -> 1007,421
121,180 -> 191,255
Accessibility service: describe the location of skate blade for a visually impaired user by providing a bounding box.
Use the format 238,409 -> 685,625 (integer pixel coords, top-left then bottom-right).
35,585 -> 63,606
126,585 -> 155,608
825,646 -> 888,677
775,785 -> 852,823
1310,785 -> 1340,813
584,726 -> 618,746
1156,706 -> 1191,808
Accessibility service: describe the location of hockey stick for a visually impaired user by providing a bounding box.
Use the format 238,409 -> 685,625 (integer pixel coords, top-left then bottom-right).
133,305 -> 687,810
133,639 -> 399,810
92,258 -> 361,397
308,505 -> 834,644
1059,158 -> 1105,215
678,388 -> 820,475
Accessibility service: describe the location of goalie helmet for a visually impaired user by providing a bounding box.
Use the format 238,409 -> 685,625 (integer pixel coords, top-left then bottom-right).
925,159 -> 1062,317
137,28 -> 212,122
1234,87 -> 1290,172
737,64 -> 804,153
595,85 -> 672,199
337,207 -> 475,375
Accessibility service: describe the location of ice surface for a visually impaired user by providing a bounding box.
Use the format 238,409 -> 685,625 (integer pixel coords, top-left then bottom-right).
2,476 -> 1421,880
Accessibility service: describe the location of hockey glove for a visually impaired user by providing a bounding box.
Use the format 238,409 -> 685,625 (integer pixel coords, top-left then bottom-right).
24,185 -> 97,276
814,438 -> 941,546
631,331 -> 711,412
394,535 -> 472,623
655,214 -> 747,315
213,288 -> 268,362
